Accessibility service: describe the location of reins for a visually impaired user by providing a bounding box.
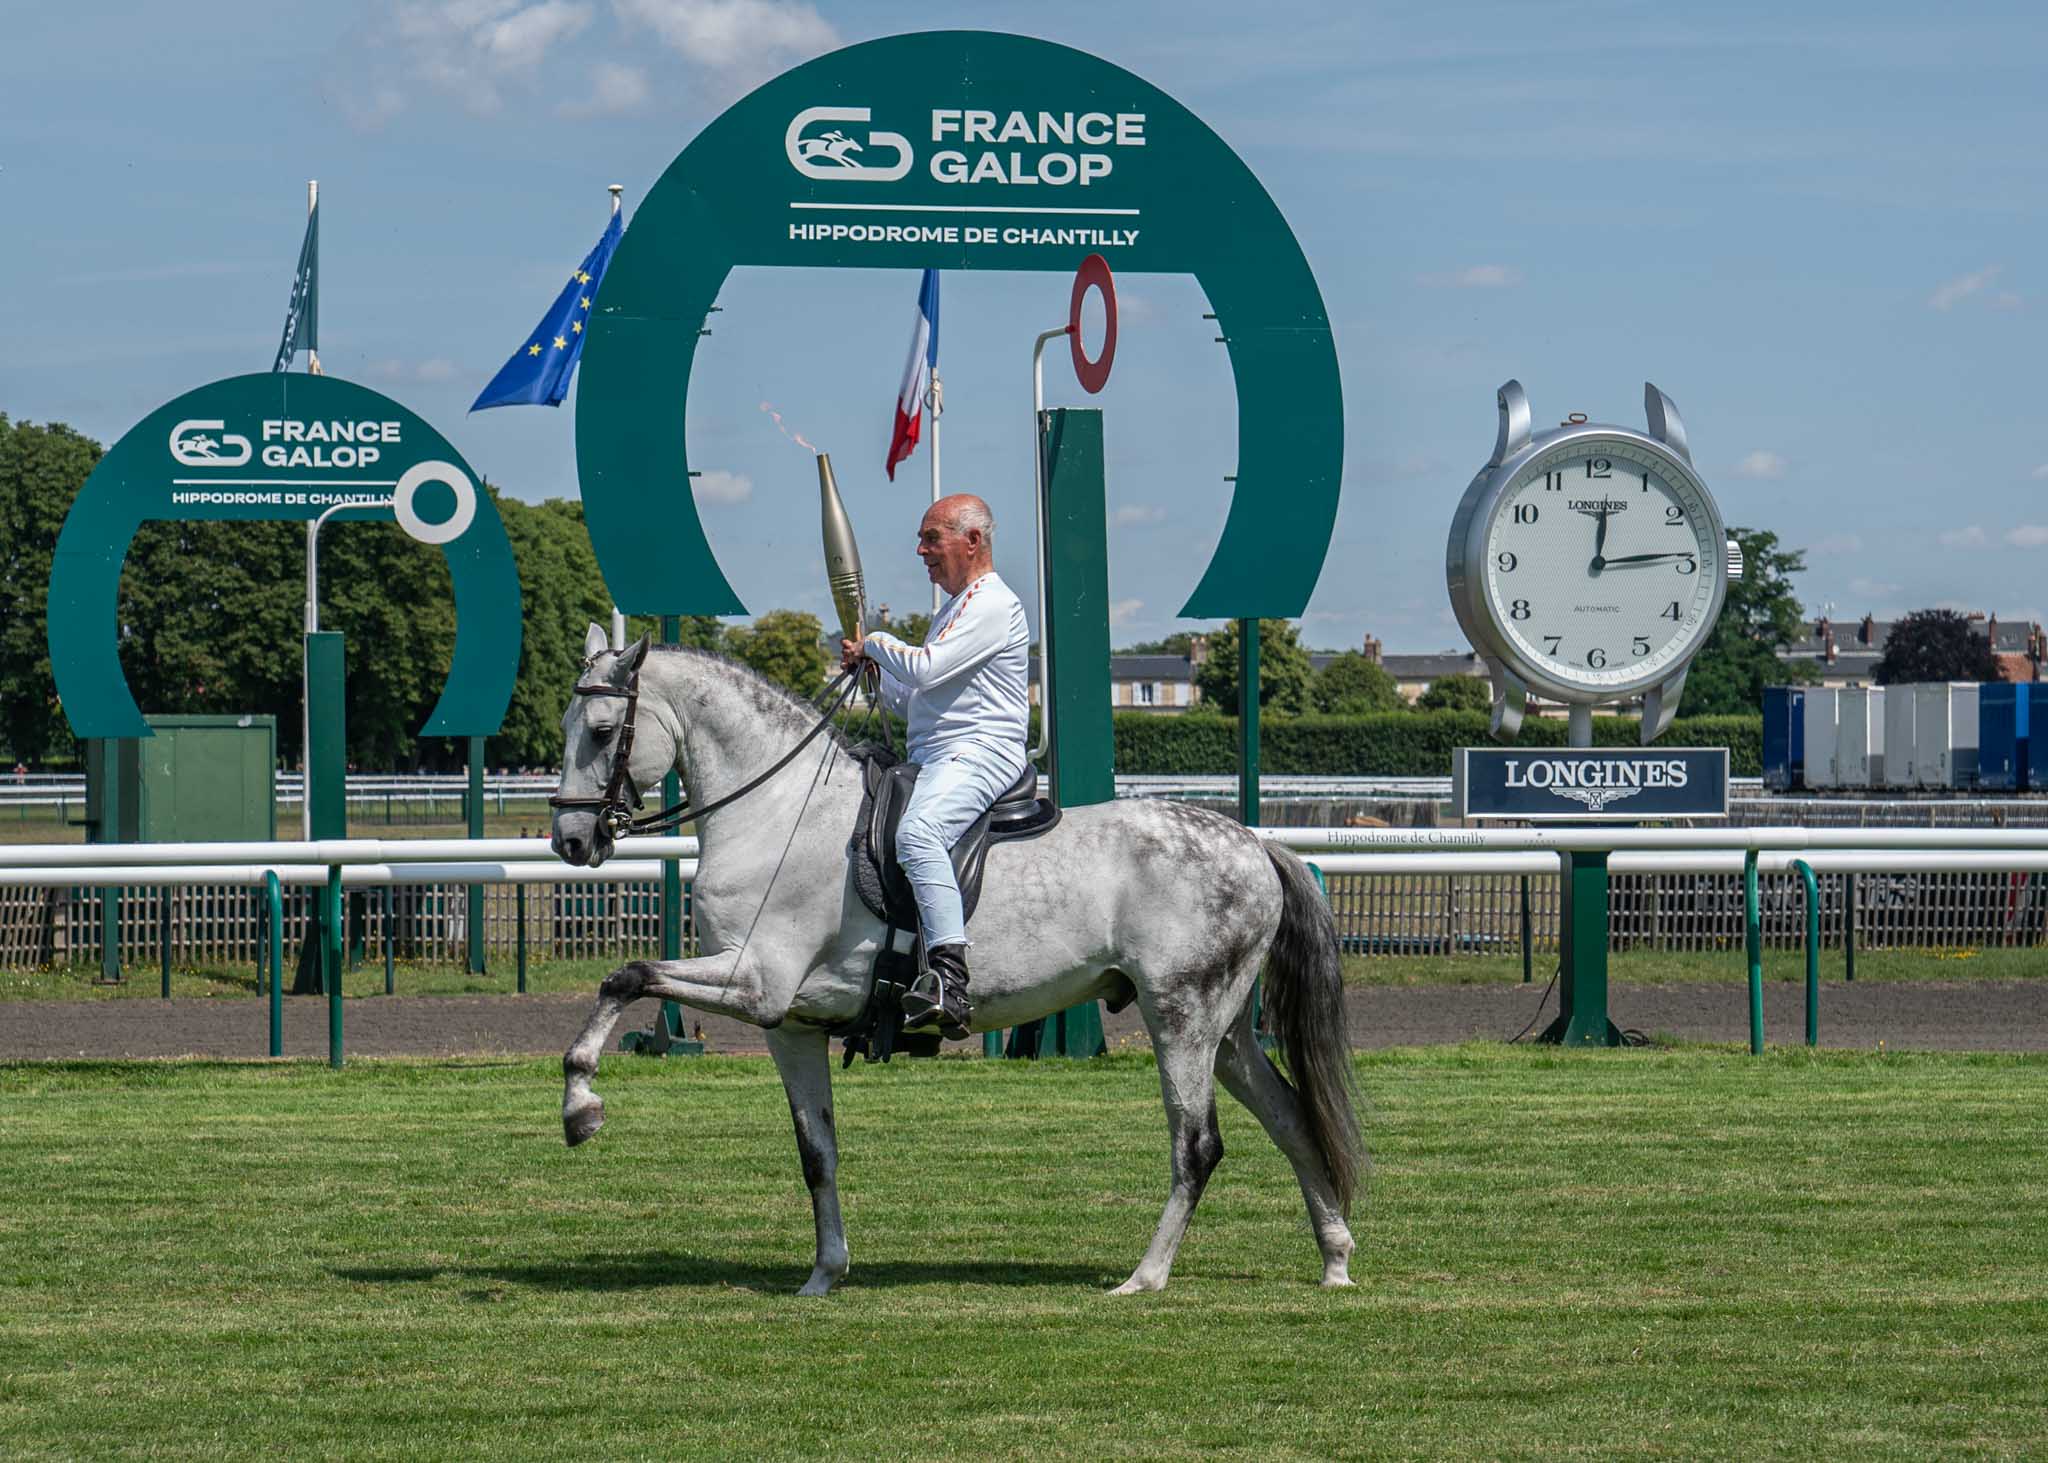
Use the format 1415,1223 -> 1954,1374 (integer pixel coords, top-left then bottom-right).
548,661 -> 861,839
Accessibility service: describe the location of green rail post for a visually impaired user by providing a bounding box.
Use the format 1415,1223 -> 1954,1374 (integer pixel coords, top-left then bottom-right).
159,888 -> 172,999
1743,849 -> 1763,1056
297,632 -> 347,996
1844,871 -> 1857,982
1519,875 -> 1533,983
659,614 -> 685,1041
265,871 -> 283,1058
383,884 -> 395,995
1546,851 -> 1619,1046
466,736 -> 487,975
326,865 -> 344,1069
1792,858 -> 1819,1048
1238,620 -> 1261,828
516,881 -> 527,994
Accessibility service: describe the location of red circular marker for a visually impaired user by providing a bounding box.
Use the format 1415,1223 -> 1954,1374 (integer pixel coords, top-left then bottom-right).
1068,253 -> 1117,394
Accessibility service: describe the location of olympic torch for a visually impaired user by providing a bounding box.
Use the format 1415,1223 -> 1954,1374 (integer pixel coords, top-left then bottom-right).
817,453 -> 873,694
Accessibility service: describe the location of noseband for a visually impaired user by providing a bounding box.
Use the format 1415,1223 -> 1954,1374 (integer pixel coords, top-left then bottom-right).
548,659 -> 861,841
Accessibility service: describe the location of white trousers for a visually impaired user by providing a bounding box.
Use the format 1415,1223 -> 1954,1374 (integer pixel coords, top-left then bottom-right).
894,741 -> 1029,950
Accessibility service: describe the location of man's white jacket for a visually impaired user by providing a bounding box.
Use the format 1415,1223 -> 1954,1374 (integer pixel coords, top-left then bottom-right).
863,571 -> 1031,766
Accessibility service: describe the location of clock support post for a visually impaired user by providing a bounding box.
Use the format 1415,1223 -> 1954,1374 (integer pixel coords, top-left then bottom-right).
1545,849 -> 1623,1046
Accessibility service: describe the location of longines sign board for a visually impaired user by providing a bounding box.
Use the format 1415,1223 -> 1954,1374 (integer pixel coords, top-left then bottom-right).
1454,747 -> 1730,822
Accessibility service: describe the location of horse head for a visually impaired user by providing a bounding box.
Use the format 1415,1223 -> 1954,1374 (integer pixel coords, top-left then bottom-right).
550,622 -> 659,868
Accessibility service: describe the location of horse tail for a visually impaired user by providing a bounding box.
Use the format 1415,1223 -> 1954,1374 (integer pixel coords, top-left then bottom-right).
1260,843 -> 1367,1215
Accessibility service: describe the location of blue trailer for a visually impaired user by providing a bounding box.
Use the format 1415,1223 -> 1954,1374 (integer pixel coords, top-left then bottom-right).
1762,687 -> 1806,790
1978,683 -> 2031,791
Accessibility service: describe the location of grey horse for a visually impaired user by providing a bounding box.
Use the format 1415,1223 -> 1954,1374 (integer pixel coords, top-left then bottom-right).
551,625 -> 1364,1295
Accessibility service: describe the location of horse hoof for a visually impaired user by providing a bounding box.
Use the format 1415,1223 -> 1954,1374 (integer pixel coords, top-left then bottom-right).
1108,1275 -> 1164,1296
563,1096 -> 605,1147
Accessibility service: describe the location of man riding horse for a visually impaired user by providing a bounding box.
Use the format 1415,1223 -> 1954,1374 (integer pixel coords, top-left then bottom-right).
839,492 -> 1029,1040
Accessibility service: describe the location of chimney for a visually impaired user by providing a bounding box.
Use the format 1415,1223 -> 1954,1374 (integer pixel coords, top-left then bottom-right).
1362,634 -> 1383,665
1187,634 -> 1209,668
1859,613 -> 1876,645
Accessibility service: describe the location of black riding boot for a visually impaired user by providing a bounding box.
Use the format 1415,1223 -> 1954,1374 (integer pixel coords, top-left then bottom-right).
901,943 -> 973,1041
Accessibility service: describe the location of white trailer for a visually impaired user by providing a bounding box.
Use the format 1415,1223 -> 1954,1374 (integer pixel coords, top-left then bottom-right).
1884,684 -> 1917,788
1802,688 -> 1839,788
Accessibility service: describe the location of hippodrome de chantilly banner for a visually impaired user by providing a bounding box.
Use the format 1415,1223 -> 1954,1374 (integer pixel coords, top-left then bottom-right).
48,373 -> 519,740
575,30 -> 1343,622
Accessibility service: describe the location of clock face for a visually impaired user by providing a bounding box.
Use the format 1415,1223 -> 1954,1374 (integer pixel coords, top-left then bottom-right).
1480,437 -> 1718,692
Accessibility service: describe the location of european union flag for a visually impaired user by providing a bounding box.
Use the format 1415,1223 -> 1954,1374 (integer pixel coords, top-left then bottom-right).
471,209 -> 622,411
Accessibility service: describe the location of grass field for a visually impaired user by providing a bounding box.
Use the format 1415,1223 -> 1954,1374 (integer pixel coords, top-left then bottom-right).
5,945 -> 2041,1004
3,1047 -> 2044,1458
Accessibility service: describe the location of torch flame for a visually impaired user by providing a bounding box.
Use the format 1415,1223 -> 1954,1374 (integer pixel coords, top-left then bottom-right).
758,400 -> 819,456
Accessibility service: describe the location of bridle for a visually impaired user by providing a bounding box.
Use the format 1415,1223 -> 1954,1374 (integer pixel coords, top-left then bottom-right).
548,655 -> 861,841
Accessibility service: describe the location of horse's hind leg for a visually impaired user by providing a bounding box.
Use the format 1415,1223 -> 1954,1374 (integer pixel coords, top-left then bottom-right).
1114,1021 -> 1227,1295
765,1025 -> 850,1297
1216,1015 -> 1356,1287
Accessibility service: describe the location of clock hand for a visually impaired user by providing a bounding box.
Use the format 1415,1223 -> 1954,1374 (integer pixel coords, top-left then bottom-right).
1588,509 -> 1611,574
1602,551 -> 1691,568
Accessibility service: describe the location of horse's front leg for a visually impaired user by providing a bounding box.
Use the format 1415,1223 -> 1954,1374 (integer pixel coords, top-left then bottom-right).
562,951 -> 754,1146
765,1024 -> 849,1296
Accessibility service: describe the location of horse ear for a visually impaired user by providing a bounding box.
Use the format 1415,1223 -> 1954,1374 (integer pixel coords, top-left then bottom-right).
583,622 -> 609,661
617,632 -> 653,675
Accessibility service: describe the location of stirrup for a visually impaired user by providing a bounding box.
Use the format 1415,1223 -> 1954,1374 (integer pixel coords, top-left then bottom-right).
901,973 -> 971,1040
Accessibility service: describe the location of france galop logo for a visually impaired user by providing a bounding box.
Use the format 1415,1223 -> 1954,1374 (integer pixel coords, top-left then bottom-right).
785,107 -> 913,181
168,419 -> 252,468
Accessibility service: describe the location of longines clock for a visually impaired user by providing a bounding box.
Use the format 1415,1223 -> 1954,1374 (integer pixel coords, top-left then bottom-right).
1447,381 -> 1744,745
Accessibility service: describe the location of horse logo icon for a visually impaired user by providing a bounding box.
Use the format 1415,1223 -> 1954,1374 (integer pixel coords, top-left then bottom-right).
1552,784 -> 1643,814
168,419 -> 252,468
785,106 -> 913,182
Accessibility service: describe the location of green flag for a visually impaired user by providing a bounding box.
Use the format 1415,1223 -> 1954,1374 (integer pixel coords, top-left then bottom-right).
272,195 -> 319,372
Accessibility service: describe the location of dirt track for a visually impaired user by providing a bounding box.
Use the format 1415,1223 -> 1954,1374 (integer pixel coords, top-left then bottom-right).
4,980 -> 2045,1061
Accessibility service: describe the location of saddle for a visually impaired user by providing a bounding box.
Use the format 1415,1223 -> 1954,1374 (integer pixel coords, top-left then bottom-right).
835,745 -> 1060,1065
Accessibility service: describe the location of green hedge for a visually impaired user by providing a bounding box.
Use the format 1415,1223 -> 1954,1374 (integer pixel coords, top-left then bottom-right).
1113,711 -> 1763,777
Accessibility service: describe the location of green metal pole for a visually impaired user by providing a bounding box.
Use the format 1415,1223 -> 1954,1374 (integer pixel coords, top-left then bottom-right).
1844,871 -> 1857,982
516,881 -> 527,994
1557,850 -> 1617,1046
1520,875 -> 1533,983
1238,619 -> 1261,827
266,871 -> 283,1059
1744,849 -> 1763,1056
383,884 -> 394,995
659,615 -> 685,1042
1793,859 -> 1818,1048
159,888 -> 172,999
326,865 -> 344,1069
466,735 -> 486,975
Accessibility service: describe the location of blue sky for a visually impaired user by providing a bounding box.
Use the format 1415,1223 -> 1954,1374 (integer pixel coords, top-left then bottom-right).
5,0 -> 2047,650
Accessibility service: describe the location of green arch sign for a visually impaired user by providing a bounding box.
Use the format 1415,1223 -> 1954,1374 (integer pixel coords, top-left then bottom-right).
49,373 -> 521,739
578,29 -> 1341,619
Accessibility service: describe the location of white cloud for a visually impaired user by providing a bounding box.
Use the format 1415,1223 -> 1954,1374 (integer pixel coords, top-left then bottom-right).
1939,525 -> 1987,549
1109,599 -> 1144,628
1929,265 -> 2001,311
1733,450 -> 1788,479
416,358 -> 458,382
1850,577 -> 1902,598
1112,504 -> 1167,527
612,0 -> 835,71
692,469 -> 752,504
1812,533 -> 1864,555
1419,264 -> 1522,288
2031,464 -> 2048,481
1994,292 -> 2025,312
354,1 -> 594,122
562,59 -> 650,115
2005,525 -> 2048,548
479,0 -> 592,68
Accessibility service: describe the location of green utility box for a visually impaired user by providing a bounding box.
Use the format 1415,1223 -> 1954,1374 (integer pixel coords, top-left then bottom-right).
86,716 -> 277,844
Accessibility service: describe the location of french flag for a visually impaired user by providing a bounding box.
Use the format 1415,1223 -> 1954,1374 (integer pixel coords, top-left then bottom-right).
885,269 -> 939,480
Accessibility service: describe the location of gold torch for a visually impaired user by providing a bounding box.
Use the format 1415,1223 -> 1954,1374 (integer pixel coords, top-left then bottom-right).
817,453 -> 873,692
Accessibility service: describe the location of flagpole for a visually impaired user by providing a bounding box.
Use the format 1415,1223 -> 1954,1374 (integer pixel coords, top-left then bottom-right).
304,181 -> 322,376
928,366 -> 943,616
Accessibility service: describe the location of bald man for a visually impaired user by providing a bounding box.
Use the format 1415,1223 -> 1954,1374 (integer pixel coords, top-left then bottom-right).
841,493 -> 1030,1039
